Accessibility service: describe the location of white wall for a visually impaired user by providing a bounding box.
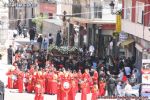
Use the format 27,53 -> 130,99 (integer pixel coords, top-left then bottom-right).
56,0 -> 72,19
89,0 -> 122,22
0,1 -> 9,45
122,19 -> 150,41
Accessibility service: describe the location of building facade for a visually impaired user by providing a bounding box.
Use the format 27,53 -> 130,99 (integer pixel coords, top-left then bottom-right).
0,1 -> 9,45
8,0 -> 38,29
122,0 -> 150,68
38,0 -> 56,18
71,0 -> 121,58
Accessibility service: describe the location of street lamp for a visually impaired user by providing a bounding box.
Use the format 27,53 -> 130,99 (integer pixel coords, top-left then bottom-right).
109,1 -> 115,14
109,1 -> 122,15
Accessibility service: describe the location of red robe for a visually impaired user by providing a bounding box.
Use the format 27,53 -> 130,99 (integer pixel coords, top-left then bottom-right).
51,74 -> 58,94
46,72 -> 53,94
91,86 -> 99,100
13,69 -> 19,89
34,84 -> 44,100
6,71 -> 13,89
78,72 -> 82,92
99,81 -> 106,96
60,76 -> 71,100
81,82 -> 88,100
57,83 -> 61,100
93,71 -> 98,83
68,79 -> 76,100
82,73 -> 91,94
17,72 -> 24,93
26,74 -> 34,93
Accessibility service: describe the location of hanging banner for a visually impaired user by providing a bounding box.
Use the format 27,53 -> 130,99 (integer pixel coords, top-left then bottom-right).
116,15 -> 121,32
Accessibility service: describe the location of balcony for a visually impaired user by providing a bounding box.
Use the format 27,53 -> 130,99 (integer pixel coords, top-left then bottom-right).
122,19 -> 150,41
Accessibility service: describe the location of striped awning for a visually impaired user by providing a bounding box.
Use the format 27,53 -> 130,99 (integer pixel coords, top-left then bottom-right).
121,39 -> 134,47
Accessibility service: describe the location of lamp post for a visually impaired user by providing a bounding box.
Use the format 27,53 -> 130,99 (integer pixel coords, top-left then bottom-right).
109,1 -> 115,14
109,1 -> 121,57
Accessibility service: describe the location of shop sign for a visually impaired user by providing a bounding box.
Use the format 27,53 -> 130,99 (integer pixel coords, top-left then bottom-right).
2,0 -> 37,8
116,15 -> 121,32
119,32 -> 128,41
142,59 -> 150,84
142,74 -> 150,84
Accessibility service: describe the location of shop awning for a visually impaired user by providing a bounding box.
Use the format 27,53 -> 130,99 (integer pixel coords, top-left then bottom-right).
121,39 -> 134,47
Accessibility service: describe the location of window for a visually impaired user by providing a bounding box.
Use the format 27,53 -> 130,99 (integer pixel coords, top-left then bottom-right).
136,1 -> 144,24
124,0 -> 132,20
94,2 -> 102,18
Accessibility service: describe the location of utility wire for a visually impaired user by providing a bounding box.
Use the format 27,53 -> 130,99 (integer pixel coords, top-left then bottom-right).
0,3 -> 150,22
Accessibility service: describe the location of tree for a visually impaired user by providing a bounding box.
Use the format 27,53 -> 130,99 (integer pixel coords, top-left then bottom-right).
32,13 -> 48,33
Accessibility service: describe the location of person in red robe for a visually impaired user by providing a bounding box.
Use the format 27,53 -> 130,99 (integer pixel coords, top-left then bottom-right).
99,79 -> 106,96
42,70 -> 46,94
51,73 -> 58,95
57,80 -> 61,100
26,73 -> 34,93
36,71 -> 45,93
13,68 -> 19,89
6,69 -> 14,89
24,71 -> 29,91
78,70 -> 82,92
17,71 -> 24,93
82,69 -> 91,94
92,69 -> 98,83
81,78 -> 89,100
60,72 -> 71,100
34,82 -> 44,100
91,83 -> 99,100
46,71 -> 53,94
68,77 -> 77,100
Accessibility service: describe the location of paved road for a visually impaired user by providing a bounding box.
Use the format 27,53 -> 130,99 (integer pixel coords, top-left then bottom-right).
4,89 -> 94,100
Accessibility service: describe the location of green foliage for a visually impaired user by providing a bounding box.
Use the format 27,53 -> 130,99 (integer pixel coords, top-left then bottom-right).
32,14 -> 48,32
113,31 -> 119,37
48,45 -> 79,55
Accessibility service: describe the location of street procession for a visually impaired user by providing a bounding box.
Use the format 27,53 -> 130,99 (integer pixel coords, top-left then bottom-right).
5,31 -> 144,100
0,0 -> 150,100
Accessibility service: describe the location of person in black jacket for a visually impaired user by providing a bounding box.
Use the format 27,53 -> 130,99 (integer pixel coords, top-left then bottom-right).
7,45 -> 13,64
37,35 -> 43,50
29,27 -> 36,41
56,31 -> 61,46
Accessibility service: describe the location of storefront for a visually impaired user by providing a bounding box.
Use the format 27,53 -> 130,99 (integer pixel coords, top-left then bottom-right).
118,32 -> 136,58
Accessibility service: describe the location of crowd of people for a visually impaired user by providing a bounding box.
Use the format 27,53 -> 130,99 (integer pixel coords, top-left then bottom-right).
7,29 -> 141,100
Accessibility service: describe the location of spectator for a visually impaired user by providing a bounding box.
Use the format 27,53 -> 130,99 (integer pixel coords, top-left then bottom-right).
42,35 -> 49,51
107,75 -> 116,96
89,44 -> 95,56
124,81 -> 132,96
37,35 -> 43,49
7,45 -> 14,64
117,81 -> 124,96
124,65 -> 131,78
118,69 -> 124,81
29,27 -> 36,44
48,33 -> 53,46
56,30 -> 61,46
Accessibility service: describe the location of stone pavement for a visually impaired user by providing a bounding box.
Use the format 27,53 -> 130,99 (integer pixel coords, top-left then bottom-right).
4,89 -> 95,100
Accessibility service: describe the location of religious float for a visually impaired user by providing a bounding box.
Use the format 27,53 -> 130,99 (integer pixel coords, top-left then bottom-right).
48,45 -> 80,58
